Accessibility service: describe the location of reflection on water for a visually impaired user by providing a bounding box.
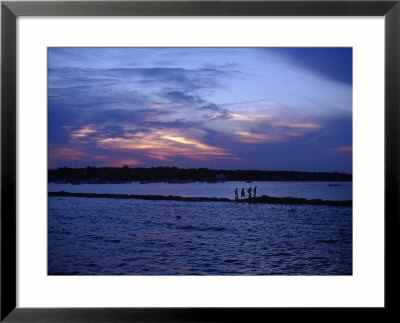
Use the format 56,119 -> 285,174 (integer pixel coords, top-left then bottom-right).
48,196 -> 352,275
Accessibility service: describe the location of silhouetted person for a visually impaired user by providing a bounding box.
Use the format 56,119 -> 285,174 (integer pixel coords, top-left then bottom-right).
248,187 -> 252,199
235,188 -> 238,200
254,185 -> 257,197
241,188 -> 245,199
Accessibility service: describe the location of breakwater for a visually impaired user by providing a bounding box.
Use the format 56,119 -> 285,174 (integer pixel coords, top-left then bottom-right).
49,191 -> 352,206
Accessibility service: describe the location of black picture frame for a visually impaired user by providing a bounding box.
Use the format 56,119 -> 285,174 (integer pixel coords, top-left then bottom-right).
1,1 -> 399,321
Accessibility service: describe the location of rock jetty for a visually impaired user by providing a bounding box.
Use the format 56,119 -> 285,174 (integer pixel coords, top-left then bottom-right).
49,191 -> 352,207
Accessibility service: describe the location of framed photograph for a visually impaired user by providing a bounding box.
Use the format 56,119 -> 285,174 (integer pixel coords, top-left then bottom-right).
1,0 -> 399,321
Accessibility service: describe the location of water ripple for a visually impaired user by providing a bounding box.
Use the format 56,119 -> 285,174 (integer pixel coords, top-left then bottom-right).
48,197 -> 352,275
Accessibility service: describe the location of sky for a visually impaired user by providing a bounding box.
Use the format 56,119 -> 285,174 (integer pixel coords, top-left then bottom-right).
48,48 -> 352,173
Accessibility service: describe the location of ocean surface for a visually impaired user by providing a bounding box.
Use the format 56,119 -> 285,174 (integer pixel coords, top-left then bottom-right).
48,181 -> 352,275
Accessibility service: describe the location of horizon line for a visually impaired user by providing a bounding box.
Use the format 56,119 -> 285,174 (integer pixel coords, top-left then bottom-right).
48,165 -> 352,175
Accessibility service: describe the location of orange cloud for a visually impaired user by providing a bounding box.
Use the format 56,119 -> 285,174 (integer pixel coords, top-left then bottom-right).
234,131 -> 286,144
48,147 -> 141,168
105,158 -> 142,167
161,135 -> 222,153
63,125 -> 98,139
270,121 -> 321,129
229,113 -> 272,123
97,130 -> 239,162
49,147 -> 108,161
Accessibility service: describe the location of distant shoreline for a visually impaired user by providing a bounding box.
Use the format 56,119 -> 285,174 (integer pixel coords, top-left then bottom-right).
48,166 -> 352,184
48,191 -> 352,207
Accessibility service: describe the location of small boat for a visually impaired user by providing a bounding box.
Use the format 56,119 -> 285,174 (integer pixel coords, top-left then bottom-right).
328,184 -> 341,187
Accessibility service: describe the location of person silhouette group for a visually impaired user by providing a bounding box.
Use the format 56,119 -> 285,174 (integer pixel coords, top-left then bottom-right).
236,185 -> 258,200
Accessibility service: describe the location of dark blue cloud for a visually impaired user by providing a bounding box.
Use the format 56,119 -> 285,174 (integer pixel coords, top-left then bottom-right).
308,114 -> 352,148
273,48 -> 352,84
163,90 -> 202,104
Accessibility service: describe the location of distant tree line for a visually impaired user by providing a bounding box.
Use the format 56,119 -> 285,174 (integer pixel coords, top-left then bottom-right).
48,166 -> 352,183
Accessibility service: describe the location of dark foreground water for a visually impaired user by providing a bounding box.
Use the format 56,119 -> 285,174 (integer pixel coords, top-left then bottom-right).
48,196 -> 352,275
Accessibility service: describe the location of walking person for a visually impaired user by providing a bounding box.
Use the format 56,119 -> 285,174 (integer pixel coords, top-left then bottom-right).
247,187 -> 252,199
241,188 -> 245,199
254,185 -> 257,197
235,188 -> 238,200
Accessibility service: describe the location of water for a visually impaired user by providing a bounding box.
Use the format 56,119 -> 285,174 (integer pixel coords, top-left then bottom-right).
49,181 -> 352,201
48,182 -> 352,275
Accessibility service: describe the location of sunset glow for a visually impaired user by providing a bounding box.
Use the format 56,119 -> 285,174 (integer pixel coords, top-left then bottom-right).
48,48 -> 352,172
